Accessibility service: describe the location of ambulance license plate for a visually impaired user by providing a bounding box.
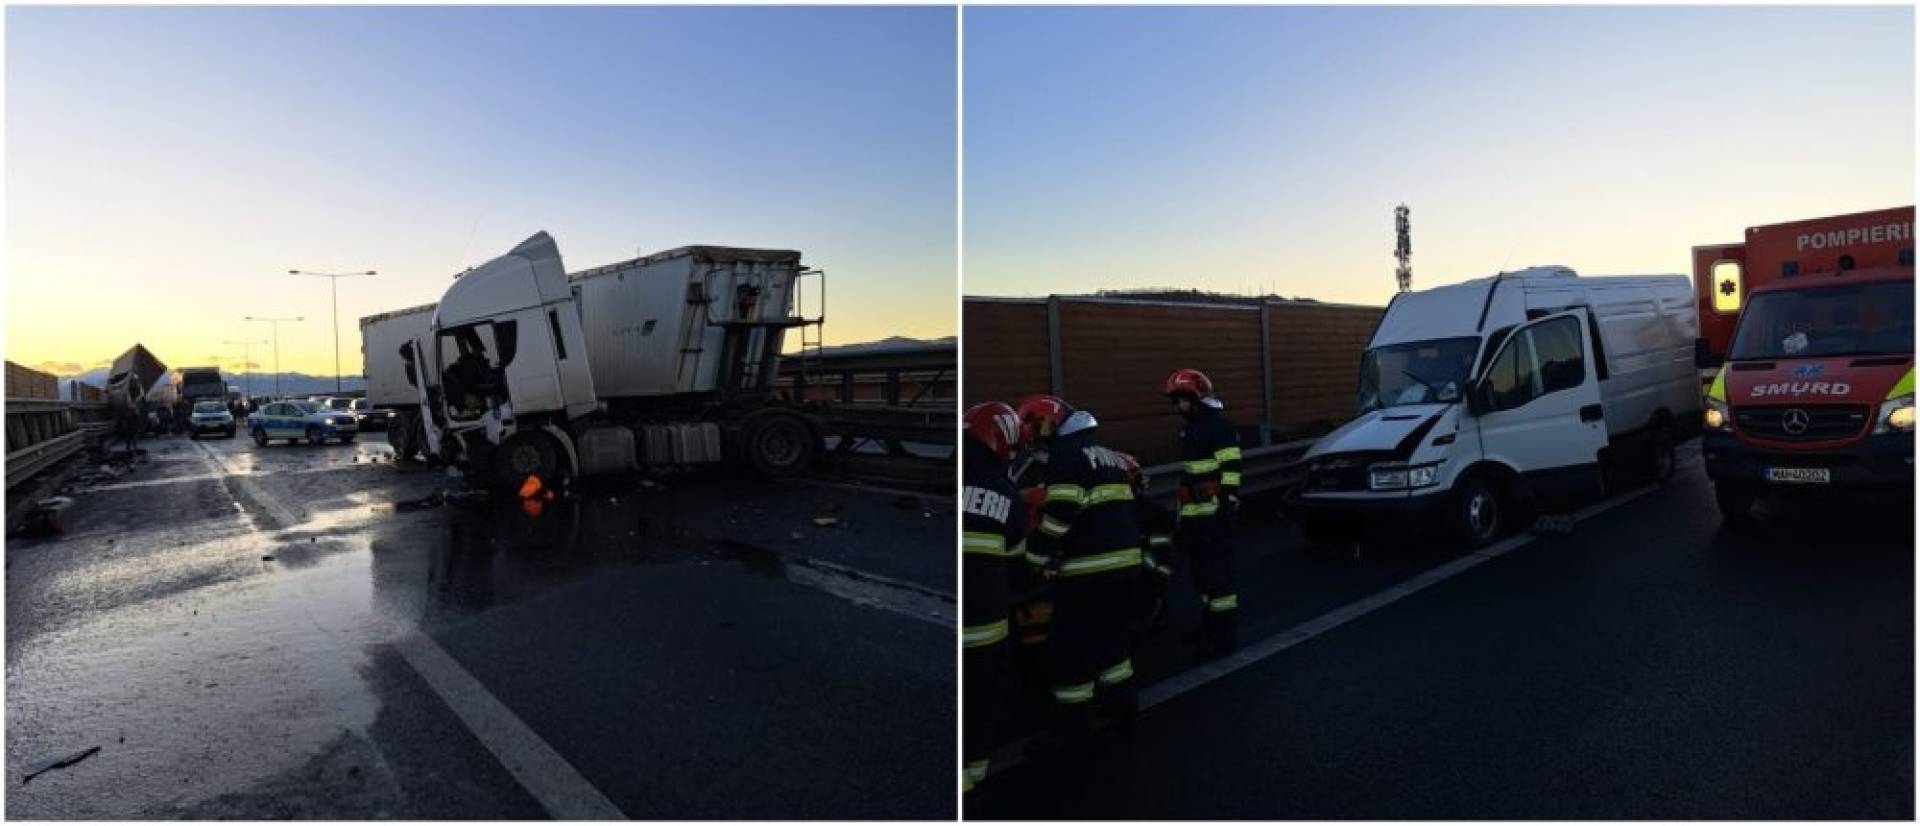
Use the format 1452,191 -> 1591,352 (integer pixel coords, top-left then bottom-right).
1766,467 -> 1831,484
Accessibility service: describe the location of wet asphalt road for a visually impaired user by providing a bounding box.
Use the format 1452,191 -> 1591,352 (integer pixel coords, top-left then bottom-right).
969,443 -> 1914,819
7,430 -> 954,819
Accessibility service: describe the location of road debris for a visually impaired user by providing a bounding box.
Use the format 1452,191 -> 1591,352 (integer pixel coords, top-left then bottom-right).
20,745 -> 101,785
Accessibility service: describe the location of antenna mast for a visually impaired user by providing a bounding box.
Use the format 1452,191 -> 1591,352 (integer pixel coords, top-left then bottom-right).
1394,204 -> 1413,293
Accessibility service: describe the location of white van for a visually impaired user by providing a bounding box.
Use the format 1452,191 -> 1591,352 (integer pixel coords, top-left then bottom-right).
1285,266 -> 1700,547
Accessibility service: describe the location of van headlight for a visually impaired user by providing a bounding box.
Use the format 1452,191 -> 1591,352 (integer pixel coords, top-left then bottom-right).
1370,463 -> 1439,490
1704,399 -> 1731,432
1875,395 -> 1914,435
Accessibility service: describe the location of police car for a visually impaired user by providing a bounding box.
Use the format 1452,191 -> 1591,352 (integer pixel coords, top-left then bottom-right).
248,400 -> 358,446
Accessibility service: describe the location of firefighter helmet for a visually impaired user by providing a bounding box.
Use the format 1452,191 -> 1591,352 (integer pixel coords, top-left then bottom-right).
1164,368 -> 1213,400
1014,394 -> 1074,446
963,401 -> 1021,461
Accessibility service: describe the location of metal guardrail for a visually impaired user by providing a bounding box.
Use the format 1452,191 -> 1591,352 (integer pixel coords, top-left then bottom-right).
6,398 -> 115,490
1138,437 -> 1316,503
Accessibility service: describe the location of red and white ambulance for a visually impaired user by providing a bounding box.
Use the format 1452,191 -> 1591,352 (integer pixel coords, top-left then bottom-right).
1693,207 -> 1915,518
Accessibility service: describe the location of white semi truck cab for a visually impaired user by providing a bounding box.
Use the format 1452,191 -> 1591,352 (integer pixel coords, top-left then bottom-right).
405,231 -> 827,486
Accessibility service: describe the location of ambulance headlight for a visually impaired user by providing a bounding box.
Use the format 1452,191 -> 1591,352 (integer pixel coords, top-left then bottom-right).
1369,463 -> 1439,490
1704,399 -> 1731,432
1875,395 -> 1914,435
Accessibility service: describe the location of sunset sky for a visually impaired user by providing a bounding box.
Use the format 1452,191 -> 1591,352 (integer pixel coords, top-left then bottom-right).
6,6 -> 956,380
965,5 -> 1914,301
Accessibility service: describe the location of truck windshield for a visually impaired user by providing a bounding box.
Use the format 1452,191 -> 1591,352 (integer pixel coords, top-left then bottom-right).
1729,281 -> 1914,360
1356,336 -> 1480,415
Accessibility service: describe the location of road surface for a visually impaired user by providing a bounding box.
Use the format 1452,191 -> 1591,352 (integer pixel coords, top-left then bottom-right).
968,442 -> 1913,819
7,430 -> 955,819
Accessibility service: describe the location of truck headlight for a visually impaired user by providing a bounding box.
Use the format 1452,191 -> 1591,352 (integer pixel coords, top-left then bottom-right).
1369,464 -> 1439,490
1704,399 -> 1731,432
1875,395 -> 1914,435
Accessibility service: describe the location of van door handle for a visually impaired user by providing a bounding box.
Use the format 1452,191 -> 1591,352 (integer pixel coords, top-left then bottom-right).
1579,404 -> 1603,422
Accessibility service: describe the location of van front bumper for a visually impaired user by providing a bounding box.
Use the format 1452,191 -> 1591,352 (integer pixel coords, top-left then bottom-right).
1702,430 -> 1915,491
1282,488 -> 1451,539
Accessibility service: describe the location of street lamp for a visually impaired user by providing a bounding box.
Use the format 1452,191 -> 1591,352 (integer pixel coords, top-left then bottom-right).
243,316 -> 303,397
222,338 -> 269,398
287,268 -> 377,392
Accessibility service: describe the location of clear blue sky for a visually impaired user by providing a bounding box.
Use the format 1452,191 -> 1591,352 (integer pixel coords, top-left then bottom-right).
964,5 -> 1914,302
8,6 -> 956,376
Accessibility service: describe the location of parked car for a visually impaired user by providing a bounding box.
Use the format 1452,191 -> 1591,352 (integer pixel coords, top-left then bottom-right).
188,399 -> 237,439
350,398 -> 394,431
248,400 -> 358,446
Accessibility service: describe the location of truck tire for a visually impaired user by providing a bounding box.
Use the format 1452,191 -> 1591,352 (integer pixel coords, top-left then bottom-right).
1714,482 -> 1757,524
1451,472 -> 1506,549
743,409 -> 818,478
494,432 -> 564,489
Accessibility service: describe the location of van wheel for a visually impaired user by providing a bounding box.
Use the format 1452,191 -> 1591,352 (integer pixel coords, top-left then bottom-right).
743,409 -> 818,477
495,432 -> 564,489
1645,423 -> 1676,484
1452,473 -> 1505,549
1715,483 -> 1757,525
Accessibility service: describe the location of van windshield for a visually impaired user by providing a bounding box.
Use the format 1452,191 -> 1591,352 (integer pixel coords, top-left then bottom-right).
1729,281 -> 1913,360
1356,336 -> 1481,415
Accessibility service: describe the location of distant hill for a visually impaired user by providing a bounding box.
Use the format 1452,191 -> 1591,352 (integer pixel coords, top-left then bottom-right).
60,369 -> 364,400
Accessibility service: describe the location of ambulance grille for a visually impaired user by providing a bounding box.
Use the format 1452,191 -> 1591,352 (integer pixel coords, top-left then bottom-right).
1733,404 -> 1869,442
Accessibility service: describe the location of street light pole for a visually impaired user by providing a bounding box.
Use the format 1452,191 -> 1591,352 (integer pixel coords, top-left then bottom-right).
223,338 -> 268,398
288,269 -> 377,393
244,316 -> 303,397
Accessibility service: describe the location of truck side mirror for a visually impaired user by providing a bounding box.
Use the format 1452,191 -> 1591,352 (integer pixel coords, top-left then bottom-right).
1693,337 -> 1723,370
1466,381 -> 1491,416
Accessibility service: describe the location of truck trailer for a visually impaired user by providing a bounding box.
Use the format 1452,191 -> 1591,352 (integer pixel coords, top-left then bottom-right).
374,231 -> 827,484
359,302 -> 438,459
1694,207 -> 1915,519
1286,266 -> 1700,547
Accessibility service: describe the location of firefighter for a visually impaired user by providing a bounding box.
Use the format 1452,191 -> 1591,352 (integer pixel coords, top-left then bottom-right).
1015,394 -> 1143,742
1165,367 -> 1243,657
961,401 -> 1025,793
1116,451 -> 1177,631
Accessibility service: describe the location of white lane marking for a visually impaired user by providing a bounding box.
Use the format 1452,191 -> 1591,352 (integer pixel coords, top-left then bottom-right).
394,634 -> 627,820
189,437 -> 626,818
1138,482 -> 1658,711
190,441 -> 304,529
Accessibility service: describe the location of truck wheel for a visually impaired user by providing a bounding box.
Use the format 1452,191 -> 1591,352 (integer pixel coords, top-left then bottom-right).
1451,473 -> 1505,549
744,409 -> 818,477
494,432 -> 564,488
1714,483 -> 1757,524
389,413 -> 415,459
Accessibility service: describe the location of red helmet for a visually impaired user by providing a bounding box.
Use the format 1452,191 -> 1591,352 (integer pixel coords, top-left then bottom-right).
1014,395 -> 1073,446
1164,367 -> 1213,400
963,401 -> 1021,461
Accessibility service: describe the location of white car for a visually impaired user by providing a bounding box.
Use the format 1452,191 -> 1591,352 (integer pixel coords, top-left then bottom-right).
188,400 -> 237,439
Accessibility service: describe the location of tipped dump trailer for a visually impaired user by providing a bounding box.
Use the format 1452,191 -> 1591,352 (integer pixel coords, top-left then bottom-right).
369,231 -> 829,483
106,344 -> 167,423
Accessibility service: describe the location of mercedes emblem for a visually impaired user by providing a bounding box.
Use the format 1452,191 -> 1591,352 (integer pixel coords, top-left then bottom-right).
1781,408 -> 1811,436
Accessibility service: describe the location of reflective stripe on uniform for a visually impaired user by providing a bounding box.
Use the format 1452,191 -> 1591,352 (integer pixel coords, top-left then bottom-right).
1213,445 -> 1242,462
1086,483 -> 1134,505
962,531 -> 1008,556
1097,658 -> 1134,686
963,618 -> 1009,648
1206,593 -> 1239,612
965,759 -> 989,784
1179,500 -> 1219,518
1052,681 -> 1096,703
1707,364 -> 1728,402
1045,483 -> 1088,505
1039,515 -> 1071,537
1891,367 -> 1915,399
1024,549 -> 1051,567
1220,471 -> 1242,487
1183,458 -> 1220,474
1146,534 -> 1173,549
1058,547 -> 1143,576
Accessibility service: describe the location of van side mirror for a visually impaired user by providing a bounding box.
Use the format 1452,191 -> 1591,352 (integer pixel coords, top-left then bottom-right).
1465,381 -> 1491,416
1693,337 -> 1723,370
